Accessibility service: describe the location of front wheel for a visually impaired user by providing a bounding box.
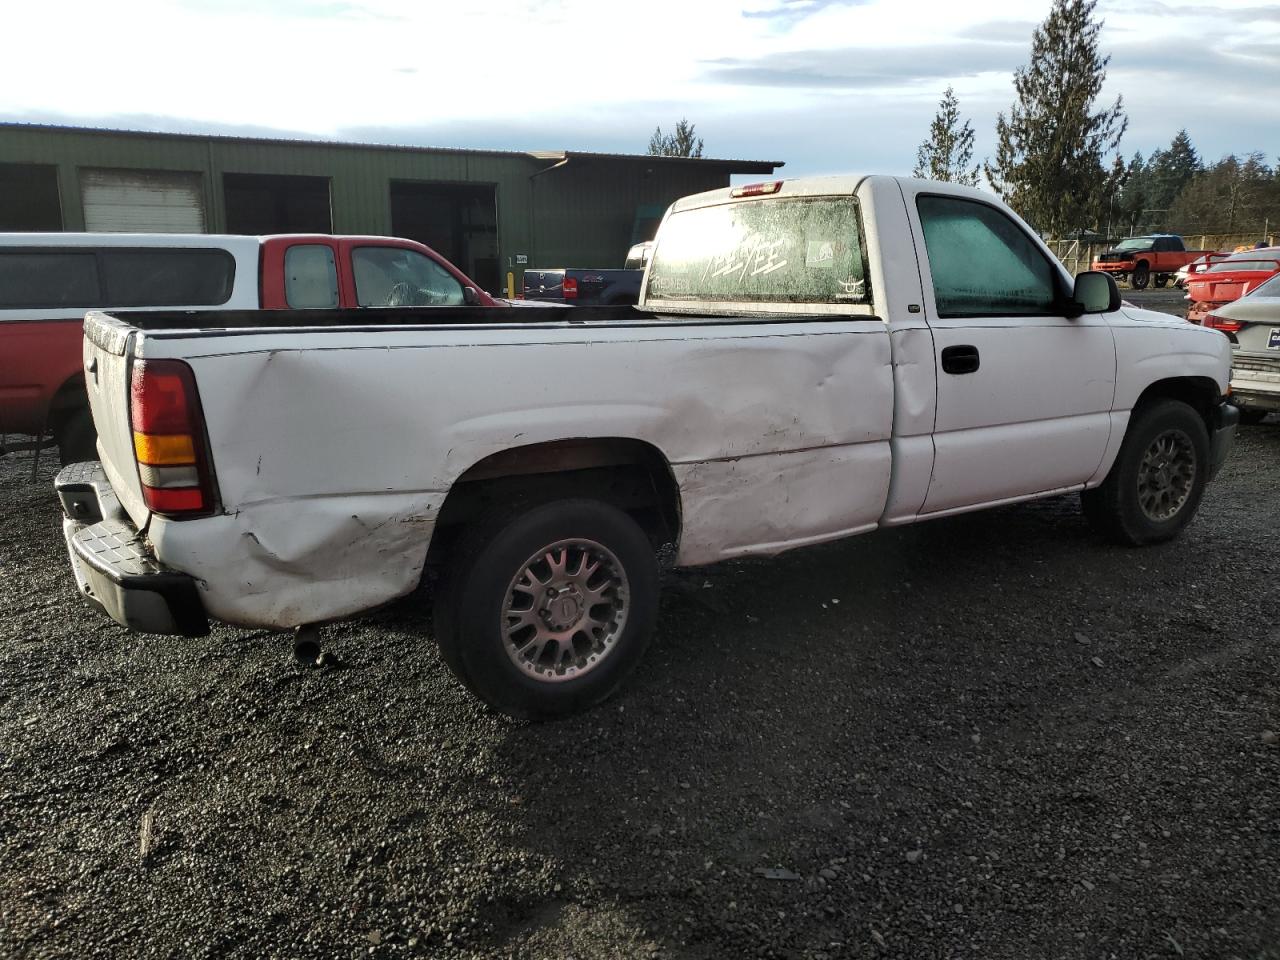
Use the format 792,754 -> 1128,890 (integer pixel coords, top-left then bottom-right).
1081,399 -> 1209,545
434,499 -> 659,719
1131,262 -> 1151,290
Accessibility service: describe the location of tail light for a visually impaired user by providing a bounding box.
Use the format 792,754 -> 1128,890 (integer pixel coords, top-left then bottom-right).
562,277 -> 578,300
130,359 -> 215,517
1203,314 -> 1242,333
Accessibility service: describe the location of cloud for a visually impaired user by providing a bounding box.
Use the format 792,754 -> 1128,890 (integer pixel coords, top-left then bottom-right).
1101,0 -> 1280,23
703,42 -> 1024,89
742,0 -> 867,25
957,19 -> 1038,44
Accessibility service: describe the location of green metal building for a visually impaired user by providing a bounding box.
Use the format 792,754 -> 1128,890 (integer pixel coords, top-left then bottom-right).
0,123 -> 781,294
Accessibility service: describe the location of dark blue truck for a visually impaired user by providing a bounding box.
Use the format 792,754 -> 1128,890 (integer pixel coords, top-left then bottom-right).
522,242 -> 653,305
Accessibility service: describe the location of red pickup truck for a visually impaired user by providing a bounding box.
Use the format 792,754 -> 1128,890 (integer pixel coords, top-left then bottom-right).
1090,234 -> 1210,290
0,233 -> 496,463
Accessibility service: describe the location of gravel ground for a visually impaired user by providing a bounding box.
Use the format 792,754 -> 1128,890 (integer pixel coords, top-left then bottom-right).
3,293 -> 1279,959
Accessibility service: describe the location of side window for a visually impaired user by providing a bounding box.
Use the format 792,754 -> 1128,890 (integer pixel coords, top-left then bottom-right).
99,249 -> 235,306
1152,237 -> 1169,252
352,247 -> 465,307
0,252 -> 100,308
284,244 -> 339,309
916,195 -> 1060,318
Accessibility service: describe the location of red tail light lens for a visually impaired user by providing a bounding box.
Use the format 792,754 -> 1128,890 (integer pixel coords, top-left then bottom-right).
730,181 -> 784,198
129,359 -> 215,517
1203,314 -> 1242,333
562,277 -> 578,299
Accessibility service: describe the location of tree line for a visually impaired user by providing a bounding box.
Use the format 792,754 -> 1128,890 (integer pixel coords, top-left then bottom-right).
650,0 -> 1277,241
915,0 -> 1278,239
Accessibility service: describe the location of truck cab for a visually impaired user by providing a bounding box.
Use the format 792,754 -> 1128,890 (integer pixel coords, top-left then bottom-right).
0,233 -> 495,463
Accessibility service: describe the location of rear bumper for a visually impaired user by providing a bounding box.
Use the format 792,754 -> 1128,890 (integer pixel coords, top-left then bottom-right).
1209,401 -> 1239,482
56,461 -> 209,637
1230,355 -> 1280,411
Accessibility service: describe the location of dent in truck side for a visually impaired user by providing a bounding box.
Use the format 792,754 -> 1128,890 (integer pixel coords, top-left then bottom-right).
139,316 -> 895,629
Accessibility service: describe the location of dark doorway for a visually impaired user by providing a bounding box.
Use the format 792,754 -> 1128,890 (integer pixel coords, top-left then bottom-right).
390,181 -> 499,293
0,163 -> 62,231
223,173 -> 332,234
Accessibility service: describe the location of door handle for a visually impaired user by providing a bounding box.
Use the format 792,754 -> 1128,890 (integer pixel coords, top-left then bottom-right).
941,344 -> 980,375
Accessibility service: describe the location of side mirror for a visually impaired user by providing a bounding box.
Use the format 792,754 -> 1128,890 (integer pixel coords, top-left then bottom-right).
1067,271 -> 1120,317
462,286 -> 479,305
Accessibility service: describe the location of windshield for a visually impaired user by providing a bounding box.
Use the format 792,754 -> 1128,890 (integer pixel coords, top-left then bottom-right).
1207,255 -> 1280,274
1115,238 -> 1155,252
646,196 -> 869,305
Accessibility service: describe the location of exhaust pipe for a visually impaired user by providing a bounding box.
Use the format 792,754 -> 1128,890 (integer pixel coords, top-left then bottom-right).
293,624 -> 321,665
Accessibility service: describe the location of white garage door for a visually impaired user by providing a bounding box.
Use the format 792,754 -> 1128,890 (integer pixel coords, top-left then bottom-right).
80,168 -> 206,233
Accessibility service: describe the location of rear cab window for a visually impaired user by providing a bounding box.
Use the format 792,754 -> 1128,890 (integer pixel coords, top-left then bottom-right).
645,196 -> 871,310
284,244 -> 339,308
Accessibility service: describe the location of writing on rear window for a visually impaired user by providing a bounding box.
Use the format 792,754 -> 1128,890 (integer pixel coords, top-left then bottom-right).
646,197 -> 868,305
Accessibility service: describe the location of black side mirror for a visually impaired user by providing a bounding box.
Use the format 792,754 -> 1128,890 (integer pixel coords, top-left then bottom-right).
1067,271 -> 1120,318
462,286 -> 479,305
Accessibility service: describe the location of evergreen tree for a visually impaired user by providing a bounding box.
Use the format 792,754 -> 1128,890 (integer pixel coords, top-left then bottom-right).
984,0 -> 1127,236
1168,152 -> 1277,235
1113,151 -> 1149,233
913,86 -> 979,185
647,119 -> 704,158
1146,129 -> 1201,218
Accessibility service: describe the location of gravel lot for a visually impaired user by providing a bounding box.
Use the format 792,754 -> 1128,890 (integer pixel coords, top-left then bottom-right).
3,292 -> 1279,960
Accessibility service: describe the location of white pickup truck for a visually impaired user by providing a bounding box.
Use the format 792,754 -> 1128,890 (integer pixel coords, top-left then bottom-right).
58,176 -> 1238,718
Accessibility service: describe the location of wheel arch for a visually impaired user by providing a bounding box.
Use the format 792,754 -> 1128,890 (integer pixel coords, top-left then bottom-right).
427,437 -> 682,565
47,374 -> 89,437
1133,376 -> 1221,429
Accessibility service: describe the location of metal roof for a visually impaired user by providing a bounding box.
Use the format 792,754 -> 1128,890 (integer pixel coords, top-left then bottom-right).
0,123 -> 781,173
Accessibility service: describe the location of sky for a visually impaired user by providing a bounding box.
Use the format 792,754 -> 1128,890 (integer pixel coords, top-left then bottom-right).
1,0 -> 1278,178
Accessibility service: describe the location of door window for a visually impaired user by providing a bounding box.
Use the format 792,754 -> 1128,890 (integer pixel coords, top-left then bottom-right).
352,247 -> 465,307
916,196 -> 1060,318
284,244 -> 339,308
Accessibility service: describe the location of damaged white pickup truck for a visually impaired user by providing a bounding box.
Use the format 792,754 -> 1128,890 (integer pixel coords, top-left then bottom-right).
58,176 -> 1238,718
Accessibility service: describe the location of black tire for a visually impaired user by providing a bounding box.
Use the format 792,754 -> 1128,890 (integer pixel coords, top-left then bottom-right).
56,407 -> 96,466
434,499 -> 659,719
1154,274 -> 1169,288
1081,399 -> 1209,546
1131,261 -> 1151,290
1237,407 -> 1269,425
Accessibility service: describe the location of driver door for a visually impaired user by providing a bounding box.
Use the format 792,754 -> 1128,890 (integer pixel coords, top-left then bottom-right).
906,190 -> 1117,515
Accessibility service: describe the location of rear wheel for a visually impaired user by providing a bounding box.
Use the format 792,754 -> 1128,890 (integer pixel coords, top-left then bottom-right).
55,407 -> 96,466
1237,407 -> 1269,425
1132,261 -> 1151,290
434,499 -> 659,719
1081,399 -> 1208,545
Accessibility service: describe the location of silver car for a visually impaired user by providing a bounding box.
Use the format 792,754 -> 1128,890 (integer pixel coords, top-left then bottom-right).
1210,272 -> 1280,423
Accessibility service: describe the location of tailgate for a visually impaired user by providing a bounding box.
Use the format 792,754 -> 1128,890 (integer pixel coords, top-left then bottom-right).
522,269 -> 566,300
83,311 -> 149,528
